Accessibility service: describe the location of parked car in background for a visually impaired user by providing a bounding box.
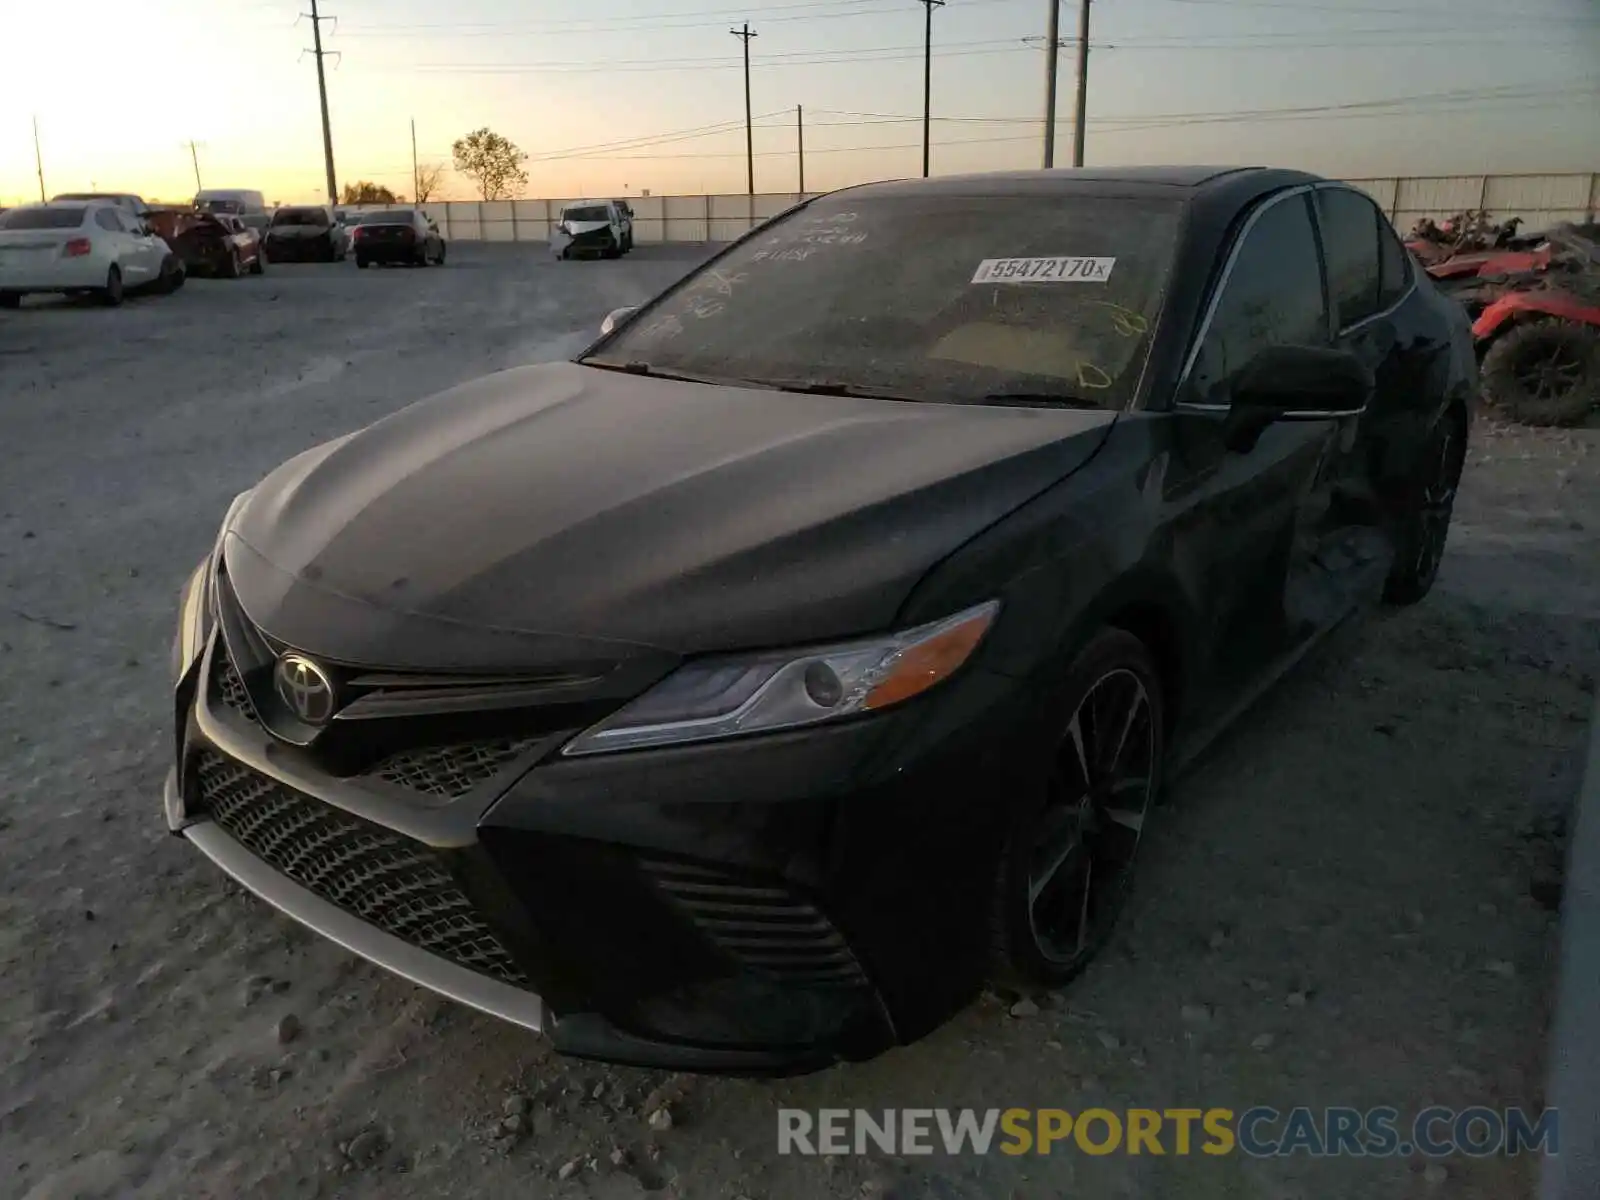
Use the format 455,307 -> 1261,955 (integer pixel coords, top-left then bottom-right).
146,209 -> 265,278
264,205 -> 347,262
52,192 -> 151,216
550,200 -> 630,259
195,189 -> 267,219
165,166 -> 1476,1074
0,201 -> 183,307
352,208 -> 447,268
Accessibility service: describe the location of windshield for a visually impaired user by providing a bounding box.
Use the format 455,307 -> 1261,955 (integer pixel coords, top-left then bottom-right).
1,206 -> 88,230
563,206 -> 610,223
359,210 -> 416,225
272,208 -> 329,227
198,198 -> 244,214
586,193 -> 1183,408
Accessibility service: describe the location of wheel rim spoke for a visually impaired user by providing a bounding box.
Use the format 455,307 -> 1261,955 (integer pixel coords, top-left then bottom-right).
1027,668 -> 1157,966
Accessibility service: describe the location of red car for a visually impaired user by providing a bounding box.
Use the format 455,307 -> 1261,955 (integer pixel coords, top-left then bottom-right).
146,209 -> 266,279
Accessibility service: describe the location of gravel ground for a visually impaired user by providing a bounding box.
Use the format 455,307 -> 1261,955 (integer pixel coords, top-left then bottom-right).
1,246 -> 1597,1200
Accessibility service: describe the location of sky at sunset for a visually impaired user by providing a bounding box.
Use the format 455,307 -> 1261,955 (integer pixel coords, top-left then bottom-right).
1,0 -> 1597,207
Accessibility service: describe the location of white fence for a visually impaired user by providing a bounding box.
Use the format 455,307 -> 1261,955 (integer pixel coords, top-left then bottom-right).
361,173 -> 1600,244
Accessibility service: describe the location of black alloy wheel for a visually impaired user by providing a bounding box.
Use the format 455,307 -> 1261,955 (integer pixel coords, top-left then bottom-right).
991,628 -> 1163,986
1383,406 -> 1466,605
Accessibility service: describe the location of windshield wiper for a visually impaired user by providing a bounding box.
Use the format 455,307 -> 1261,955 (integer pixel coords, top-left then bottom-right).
581,360 -> 740,386
760,379 -> 917,400
970,390 -> 1107,410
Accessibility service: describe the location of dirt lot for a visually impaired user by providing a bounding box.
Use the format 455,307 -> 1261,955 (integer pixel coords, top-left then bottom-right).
1,246 -> 1596,1200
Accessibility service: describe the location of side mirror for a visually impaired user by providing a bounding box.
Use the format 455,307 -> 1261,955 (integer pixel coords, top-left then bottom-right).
600,306 -> 639,336
1222,345 -> 1373,452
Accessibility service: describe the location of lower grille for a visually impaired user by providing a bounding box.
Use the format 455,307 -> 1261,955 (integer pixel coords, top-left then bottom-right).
367,739 -> 537,798
640,858 -> 867,987
193,751 -> 528,987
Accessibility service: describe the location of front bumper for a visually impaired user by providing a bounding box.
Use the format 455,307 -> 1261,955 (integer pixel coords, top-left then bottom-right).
168,623 -> 1050,1073
264,235 -> 336,261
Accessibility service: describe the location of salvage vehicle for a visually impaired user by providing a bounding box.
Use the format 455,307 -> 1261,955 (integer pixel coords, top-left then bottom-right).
51,191 -> 151,216
352,208 -> 447,267
166,167 -> 1476,1074
0,200 -> 184,307
550,200 -> 630,259
145,209 -> 265,278
1473,224 -> 1600,426
263,205 -> 348,262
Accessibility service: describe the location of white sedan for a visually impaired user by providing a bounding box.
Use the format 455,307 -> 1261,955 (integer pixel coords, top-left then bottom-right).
0,201 -> 184,308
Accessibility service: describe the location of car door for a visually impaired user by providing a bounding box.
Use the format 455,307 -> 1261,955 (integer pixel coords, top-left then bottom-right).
1161,187 -> 1356,708
119,210 -> 161,282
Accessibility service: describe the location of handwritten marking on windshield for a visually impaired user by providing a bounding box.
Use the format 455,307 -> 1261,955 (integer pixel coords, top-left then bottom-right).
1077,361 -> 1114,390
1084,300 -> 1149,338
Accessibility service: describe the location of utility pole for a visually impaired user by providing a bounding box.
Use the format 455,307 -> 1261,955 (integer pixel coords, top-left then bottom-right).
1042,0 -> 1061,168
32,115 -> 46,202
410,118 -> 419,202
185,141 -> 204,191
303,0 -> 340,204
1071,0 -> 1091,167
919,0 -> 944,178
797,105 -> 805,194
731,23 -> 757,195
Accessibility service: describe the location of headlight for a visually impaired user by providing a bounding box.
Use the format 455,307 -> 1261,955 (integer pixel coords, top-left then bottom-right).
562,600 -> 999,757
171,558 -> 213,683
171,489 -> 251,683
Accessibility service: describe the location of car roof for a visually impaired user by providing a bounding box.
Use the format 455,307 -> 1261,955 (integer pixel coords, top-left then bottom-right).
16,200 -> 95,210
835,165 -> 1320,202
564,199 -> 614,208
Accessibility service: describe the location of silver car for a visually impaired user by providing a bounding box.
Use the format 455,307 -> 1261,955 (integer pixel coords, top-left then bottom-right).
0,201 -> 183,308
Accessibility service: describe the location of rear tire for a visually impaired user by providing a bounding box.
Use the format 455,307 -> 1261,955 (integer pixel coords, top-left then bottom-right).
988,628 -> 1164,990
1383,405 -> 1468,605
0,292 -> 20,309
101,267 -> 124,307
356,256 -> 369,270
1481,318 -> 1600,427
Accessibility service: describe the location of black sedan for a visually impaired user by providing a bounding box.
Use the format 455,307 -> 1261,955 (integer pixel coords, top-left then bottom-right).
263,205 -> 347,263
352,208 -> 447,268
165,166 -> 1476,1075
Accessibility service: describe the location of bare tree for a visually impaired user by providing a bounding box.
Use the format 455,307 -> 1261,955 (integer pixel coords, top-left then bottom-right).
451,128 -> 528,201
413,163 -> 446,203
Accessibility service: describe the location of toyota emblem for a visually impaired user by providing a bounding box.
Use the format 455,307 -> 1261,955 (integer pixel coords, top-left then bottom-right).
274,653 -> 337,725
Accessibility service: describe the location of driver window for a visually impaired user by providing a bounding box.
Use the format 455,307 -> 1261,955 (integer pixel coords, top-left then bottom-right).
1188,193 -> 1329,407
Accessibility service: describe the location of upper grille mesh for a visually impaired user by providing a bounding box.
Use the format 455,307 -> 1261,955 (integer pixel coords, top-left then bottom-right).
212,651 -> 259,725
367,739 -> 537,798
640,858 -> 867,987
193,751 -> 528,987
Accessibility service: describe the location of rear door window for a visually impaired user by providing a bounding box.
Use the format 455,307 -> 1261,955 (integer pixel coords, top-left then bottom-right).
1315,187 -> 1383,329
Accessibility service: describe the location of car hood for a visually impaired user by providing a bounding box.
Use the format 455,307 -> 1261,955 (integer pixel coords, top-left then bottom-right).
226,361 -> 1117,672
562,219 -> 612,235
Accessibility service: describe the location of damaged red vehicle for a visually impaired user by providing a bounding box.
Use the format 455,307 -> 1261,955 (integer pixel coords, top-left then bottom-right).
145,209 -> 266,279
1473,224 -> 1600,427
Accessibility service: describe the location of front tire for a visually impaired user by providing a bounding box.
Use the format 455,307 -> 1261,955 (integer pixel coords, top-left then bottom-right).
249,249 -> 265,275
1481,318 -> 1600,427
356,256 -> 369,269
989,628 -> 1164,989
1383,406 -> 1467,605
223,248 -> 242,279
101,266 -> 124,307
0,291 -> 20,309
